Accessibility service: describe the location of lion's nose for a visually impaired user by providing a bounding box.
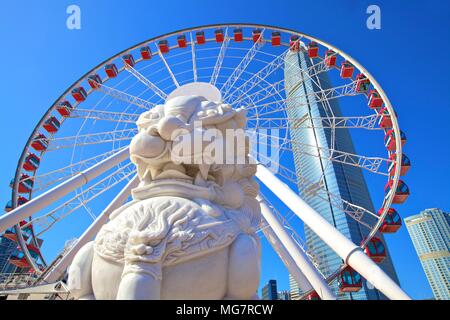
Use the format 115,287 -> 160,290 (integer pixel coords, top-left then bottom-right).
130,131 -> 166,159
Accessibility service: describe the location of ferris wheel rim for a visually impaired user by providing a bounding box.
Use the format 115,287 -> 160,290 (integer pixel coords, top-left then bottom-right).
8,23 -> 404,286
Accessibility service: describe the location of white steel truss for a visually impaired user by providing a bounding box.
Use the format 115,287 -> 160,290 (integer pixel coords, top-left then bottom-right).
190,33 -> 198,83
248,114 -> 381,131
25,147 -> 128,193
23,163 -> 136,236
224,49 -> 289,102
70,109 -> 140,124
94,82 -> 155,109
220,29 -> 266,97
210,28 -> 230,86
124,64 -> 168,100
46,129 -> 137,151
155,43 -> 180,88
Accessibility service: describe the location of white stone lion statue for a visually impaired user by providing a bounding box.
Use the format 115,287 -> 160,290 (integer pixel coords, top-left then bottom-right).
67,83 -> 261,300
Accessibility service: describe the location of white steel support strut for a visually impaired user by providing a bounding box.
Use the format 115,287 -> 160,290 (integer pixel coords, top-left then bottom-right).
43,175 -> 139,283
0,147 -> 130,234
255,165 -> 411,300
258,196 -> 336,299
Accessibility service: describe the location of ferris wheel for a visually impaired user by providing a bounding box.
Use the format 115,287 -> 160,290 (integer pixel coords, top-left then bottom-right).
0,24 -> 411,300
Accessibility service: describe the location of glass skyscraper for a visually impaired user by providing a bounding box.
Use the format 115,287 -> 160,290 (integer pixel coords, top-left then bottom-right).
405,208 -> 450,300
261,279 -> 278,300
289,274 -> 301,300
284,49 -> 399,299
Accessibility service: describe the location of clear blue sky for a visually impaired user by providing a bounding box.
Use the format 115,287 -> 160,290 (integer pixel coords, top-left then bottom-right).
0,1 -> 449,299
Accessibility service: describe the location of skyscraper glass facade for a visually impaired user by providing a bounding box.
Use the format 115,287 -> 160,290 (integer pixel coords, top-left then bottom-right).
261,279 -> 278,300
284,49 -> 399,300
289,274 -> 301,300
405,208 -> 450,300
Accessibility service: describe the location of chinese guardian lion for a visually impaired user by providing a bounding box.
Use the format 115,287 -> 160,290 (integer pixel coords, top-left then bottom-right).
67,83 -> 261,300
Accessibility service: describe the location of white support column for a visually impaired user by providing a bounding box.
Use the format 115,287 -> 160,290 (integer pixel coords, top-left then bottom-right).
43,175 -> 139,283
258,196 -> 336,300
0,147 -> 130,234
256,164 -> 411,300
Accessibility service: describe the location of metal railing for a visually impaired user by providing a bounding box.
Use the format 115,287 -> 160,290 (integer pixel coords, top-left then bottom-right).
0,272 -> 40,291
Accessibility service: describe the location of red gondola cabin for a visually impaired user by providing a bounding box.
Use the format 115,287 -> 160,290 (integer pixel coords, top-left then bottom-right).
122,54 -> 135,67
19,220 -> 33,234
388,153 -> 411,177
384,179 -> 410,204
306,291 -> 321,300
378,208 -> 402,233
289,35 -> 300,52
71,87 -> 87,102
377,107 -> 392,129
105,64 -> 119,78
233,28 -> 243,42
368,90 -> 383,109
2,229 -> 28,242
9,255 -> 30,268
271,31 -> 281,46
340,61 -> 354,78
4,200 -> 12,212
140,46 -> 152,60
384,130 -> 406,152
325,50 -> 337,67
31,134 -> 49,151
308,42 -> 319,58
215,29 -> 224,42
196,31 -> 205,45
177,35 -> 187,48
23,153 -> 40,172
56,101 -> 73,117
13,174 -> 34,194
362,237 -> 386,263
43,117 -> 60,134
4,198 -> 29,214
356,74 -> 370,93
338,266 -> 362,292
252,29 -> 263,43
158,40 -> 169,54
87,74 -> 102,89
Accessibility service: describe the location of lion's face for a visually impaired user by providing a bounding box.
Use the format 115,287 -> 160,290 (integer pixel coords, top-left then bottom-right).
130,95 -> 251,185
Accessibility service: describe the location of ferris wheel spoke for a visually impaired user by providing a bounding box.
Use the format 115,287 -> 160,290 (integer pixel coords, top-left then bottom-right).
285,57 -> 333,95
70,108 -> 140,124
24,163 -> 136,237
220,29 -> 266,97
289,79 -> 358,106
124,64 -> 168,100
46,129 -> 136,151
256,153 -> 378,227
189,33 -> 198,83
93,82 -> 155,110
233,55 -> 329,108
155,43 -> 180,88
235,79 -> 285,112
29,147 -> 128,193
210,28 -> 230,86
255,130 -> 391,176
243,80 -> 359,119
248,114 -> 381,131
224,47 -> 289,102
